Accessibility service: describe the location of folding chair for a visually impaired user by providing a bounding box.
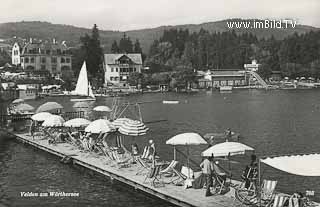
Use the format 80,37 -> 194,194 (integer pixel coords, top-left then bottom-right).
213,163 -> 232,194
112,151 -> 131,168
271,195 -> 288,207
261,180 -> 278,206
136,157 -> 151,175
143,165 -> 164,187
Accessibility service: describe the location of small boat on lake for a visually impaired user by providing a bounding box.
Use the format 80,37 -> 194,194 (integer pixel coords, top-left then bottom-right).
219,86 -> 233,91
70,61 -> 96,102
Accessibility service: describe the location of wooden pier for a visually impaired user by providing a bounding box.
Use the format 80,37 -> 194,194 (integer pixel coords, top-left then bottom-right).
11,132 -> 240,207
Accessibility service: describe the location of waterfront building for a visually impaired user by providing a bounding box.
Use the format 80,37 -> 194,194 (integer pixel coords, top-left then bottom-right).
197,70 -> 249,88
20,39 -> 72,79
11,42 -> 21,65
103,53 -> 143,87
17,84 -> 37,100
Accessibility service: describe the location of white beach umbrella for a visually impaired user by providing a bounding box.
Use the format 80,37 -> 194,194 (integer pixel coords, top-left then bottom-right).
31,112 -> 52,121
166,132 -> 207,145
93,105 -> 112,112
36,102 -> 63,113
85,119 -> 116,134
112,118 -> 132,129
201,141 -> 254,157
118,120 -> 148,136
166,133 -> 207,177
42,115 -> 65,127
64,118 -> 91,128
15,103 -> 35,112
12,98 -> 24,104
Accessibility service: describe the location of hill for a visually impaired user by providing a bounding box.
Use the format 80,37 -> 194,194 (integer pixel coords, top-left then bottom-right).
0,19 -> 318,54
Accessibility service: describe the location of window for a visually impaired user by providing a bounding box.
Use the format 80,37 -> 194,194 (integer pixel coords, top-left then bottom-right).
51,57 -> 57,63
61,57 -> 65,63
41,65 -> 46,70
116,68 -> 118,72
120,68 -> 123,72
21,58 -> 24,63
57,49 -> 61,55
41,57 -> 46,63
46,50 -> 50,55
134,68 -> 137,72
25,57 -> 29,63
31,57 -> 35,63
111,68 -> 114,72
66,58 -> 70,63
52,65 -> 56,71
110,77 -> 113,81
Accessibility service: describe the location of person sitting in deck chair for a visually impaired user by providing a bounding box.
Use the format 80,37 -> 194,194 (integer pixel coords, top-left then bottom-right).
242,154 -> 258,189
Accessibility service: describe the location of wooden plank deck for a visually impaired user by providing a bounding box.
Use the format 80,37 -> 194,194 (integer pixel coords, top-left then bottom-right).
12,132 -> 241,207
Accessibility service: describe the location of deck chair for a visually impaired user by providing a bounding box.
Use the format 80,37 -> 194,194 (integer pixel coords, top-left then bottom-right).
136,157 -> 151,175
112,151 -> 131,168
160,160 -> 179,175
260,180 -> 278,205
143,165 -> 164,187
213,163 -> 232,194
271,195 -> 288,207
141,146 -> 150,160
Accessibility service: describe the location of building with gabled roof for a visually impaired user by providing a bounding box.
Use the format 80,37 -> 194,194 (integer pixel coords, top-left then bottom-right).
103,53 -> 143,87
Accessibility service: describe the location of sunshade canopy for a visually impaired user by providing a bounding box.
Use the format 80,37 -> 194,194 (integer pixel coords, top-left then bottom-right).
93,105 -> 111,112
73,102 -> 90,108
261,153 -> 320,176
112,118 -> 132,129
12,98 -> 24,104
42,115 -> 65,127
201,142 -> 254,157
31,112 -> 52,121
166,133 -> 207,145
15,103 -> 35,112
119,119 -> 148,136
36,102 -> 63,113
85,119 -> 116,134
64,118 -> 91,128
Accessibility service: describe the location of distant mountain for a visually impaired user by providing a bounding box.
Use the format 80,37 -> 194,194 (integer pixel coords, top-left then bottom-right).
0,19 -> 318,54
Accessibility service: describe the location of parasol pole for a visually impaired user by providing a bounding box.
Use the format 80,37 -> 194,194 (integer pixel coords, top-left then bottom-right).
258,157 -> 261,207
187,144 -> 190,178
173,146 -> 176,161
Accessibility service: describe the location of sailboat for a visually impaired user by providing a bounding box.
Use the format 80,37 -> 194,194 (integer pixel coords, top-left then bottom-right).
70,61 -> 96,102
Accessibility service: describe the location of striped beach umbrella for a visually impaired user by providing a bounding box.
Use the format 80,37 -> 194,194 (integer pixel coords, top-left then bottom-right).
119,120 -> 149,136
31,112 -> 52,121
64,118 -> 91,128
112,118 -> 132,129
84,119 -> 116,134
42,115 -> 65,127
36,102 -> 63,113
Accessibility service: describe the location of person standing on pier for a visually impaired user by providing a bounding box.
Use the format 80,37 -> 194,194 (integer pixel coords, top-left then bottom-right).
148,140 -> 156,165
29,120 -> 35,140
225,128 -> 232,142
200,156 -> 214,197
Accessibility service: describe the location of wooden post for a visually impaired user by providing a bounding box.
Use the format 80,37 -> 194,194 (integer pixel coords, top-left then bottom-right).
258,158 -> 261,207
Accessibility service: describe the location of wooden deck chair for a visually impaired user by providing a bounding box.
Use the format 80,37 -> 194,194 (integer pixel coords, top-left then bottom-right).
160,160 -> 179,175
170,167 -> 187,185
213,163 -> 232,194
112,151 -> 131,168
260,180 -> 278,206
136,157 -> 151,175
271,195 -> 288,207
143,165 -> 164,187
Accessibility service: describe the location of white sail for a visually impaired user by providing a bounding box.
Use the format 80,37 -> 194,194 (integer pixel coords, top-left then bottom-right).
72,61 -> 95,99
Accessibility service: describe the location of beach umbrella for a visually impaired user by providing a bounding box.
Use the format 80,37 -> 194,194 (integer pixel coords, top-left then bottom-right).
12,99 -> 24,104
73,102 -> 90,108
42,115 -> 65,127
166,133 -> 207,177
31,112 -> 52,121
118,120 -> 148,136
202,141 -> 254,157
112,118 -> 132,129
36,102 -> 63,113
93,105 -> 112,112
85,119 -> 116,134
15,103 -> 35,112
64,118 -> 91,128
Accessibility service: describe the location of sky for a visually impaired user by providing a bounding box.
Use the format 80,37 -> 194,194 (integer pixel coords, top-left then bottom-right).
1,0 -> 319,31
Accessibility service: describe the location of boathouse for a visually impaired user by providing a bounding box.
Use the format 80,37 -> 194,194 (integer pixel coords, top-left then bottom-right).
197,70 -> 248,88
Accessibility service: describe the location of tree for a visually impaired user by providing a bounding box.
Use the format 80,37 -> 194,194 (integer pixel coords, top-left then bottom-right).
80,24 -> 104,87
133,39 -> 142,53
119,33 -> 133,53
127,72 -> 144,87
111,40 -> 120,53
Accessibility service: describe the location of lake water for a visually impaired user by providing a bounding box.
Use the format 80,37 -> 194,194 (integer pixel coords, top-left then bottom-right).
1,89 -> 320,206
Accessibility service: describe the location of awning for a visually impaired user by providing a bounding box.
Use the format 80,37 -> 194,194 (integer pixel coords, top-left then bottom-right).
261,153 -> 320,176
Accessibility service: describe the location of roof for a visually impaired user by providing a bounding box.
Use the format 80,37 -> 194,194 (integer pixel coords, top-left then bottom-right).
210,70 -> 245,77
21,42 -> 69,55
104,54 -> 142,65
